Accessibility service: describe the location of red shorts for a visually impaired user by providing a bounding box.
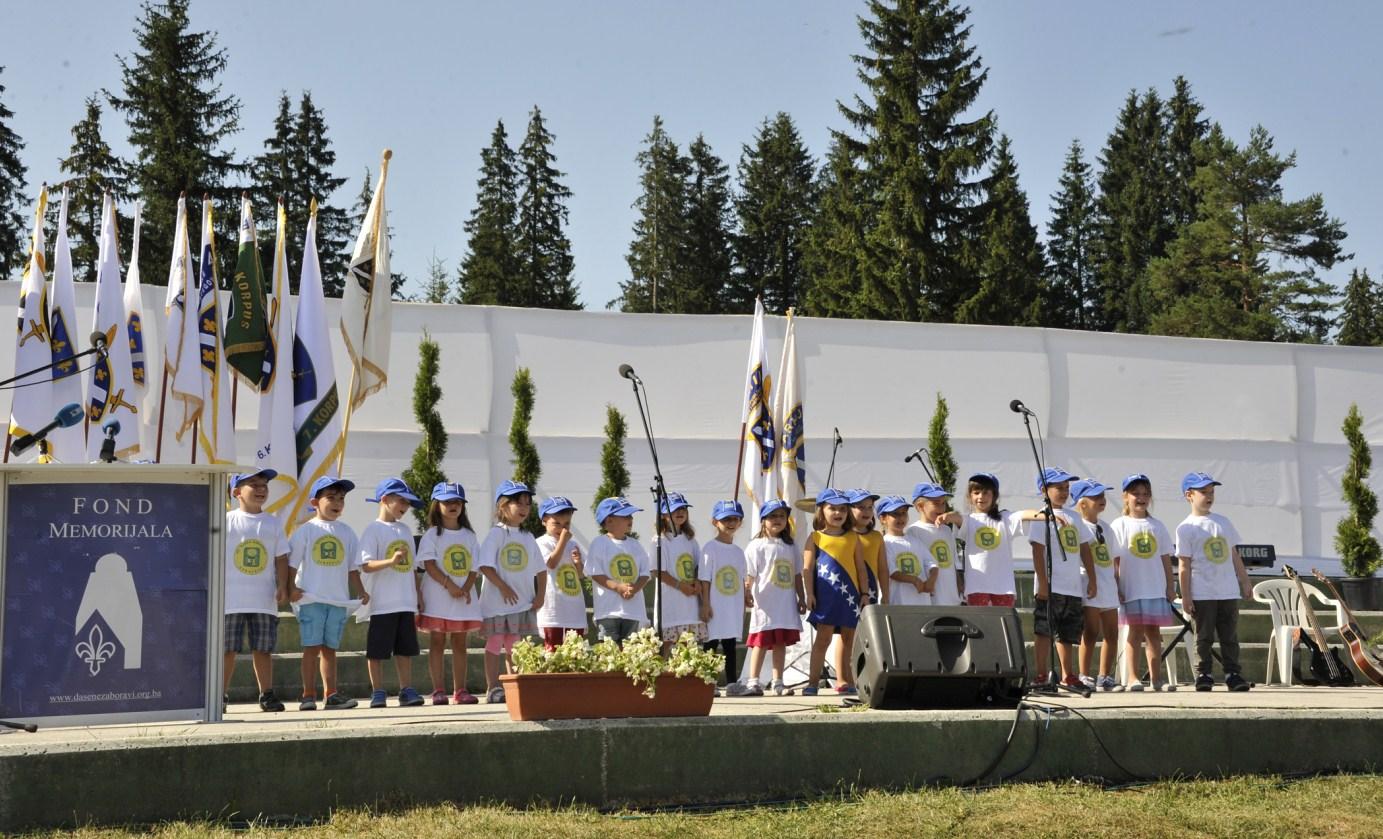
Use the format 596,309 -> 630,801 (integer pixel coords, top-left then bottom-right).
966,593 -> 1016,607
746,629 -> 800,648
542,627 -> 586,650
416,616 -> 482,634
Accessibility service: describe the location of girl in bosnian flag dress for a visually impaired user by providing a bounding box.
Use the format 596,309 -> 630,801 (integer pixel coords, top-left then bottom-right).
801,488 -> 870,697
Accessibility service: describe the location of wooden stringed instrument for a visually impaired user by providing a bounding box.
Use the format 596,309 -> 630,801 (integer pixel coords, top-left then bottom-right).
1312,569 -> 1383,687
1283,565 -> 1354,686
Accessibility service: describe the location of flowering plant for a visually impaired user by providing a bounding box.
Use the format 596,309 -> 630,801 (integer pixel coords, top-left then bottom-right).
510,629 -> 723,698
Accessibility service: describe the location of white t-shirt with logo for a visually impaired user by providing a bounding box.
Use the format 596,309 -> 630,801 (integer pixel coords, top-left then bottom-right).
1176,513 -> 1243,600
1110,515 -> 1173,603
961,511 -> 1026,596
652,532 -> 702,627
477,524 -> 543,619
745,537 -> 801,633
416,526 -> 482,622
535,532 -> 588,630
289,518 -> 361,603
358,519 -> 419,617
1079,516 -> 1121,610
700,539 -> 747,641
1026,514 -> 1088,599
586,534 -> 651,623
906,522 -> 962,606
884,532 -> 933,606
224,510 -> 290,615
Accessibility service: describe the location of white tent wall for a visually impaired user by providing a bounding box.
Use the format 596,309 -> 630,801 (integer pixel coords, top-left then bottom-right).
1,281 -> 1379,576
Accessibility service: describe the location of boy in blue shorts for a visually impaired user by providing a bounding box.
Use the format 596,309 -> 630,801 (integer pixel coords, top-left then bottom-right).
224,468 -> 290,712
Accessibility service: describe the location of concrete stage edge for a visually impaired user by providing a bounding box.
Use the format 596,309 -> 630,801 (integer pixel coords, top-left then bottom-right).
2,690 -> 1382,831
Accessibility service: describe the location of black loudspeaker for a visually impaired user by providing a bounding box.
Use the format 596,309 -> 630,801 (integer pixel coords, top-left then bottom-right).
852,605 -> 1027,709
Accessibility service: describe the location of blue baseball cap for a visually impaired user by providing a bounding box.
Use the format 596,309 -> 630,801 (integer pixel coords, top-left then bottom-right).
1181,471 -> 1222,494
494,479 -> 532,503
368,477 -> 422,508
911,482 -> 950,501
595,496 -> 641,524
310,476 -> 355,498
658,492 -> 692,514
845,488 -> 880,505
1070,479 -> 1110,501
875,495 -> 909,515
231,468 -> 277,489
759,499 -> 790,517
539,496 -> 577,518
712,500 -> 745,521
968,472 -> 1000,492
816,487 -> 850,506
1036,467 -> 1078,493
1121,473 -> 1152,491
430,481 -> 466,502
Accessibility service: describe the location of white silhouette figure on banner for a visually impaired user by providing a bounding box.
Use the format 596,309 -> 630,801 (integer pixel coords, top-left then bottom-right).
73,553 -> 143,674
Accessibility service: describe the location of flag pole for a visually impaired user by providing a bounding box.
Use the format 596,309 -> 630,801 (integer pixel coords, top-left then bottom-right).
190,418 -> 198,464
335,368 -> 357,475
154,367 -> 169,463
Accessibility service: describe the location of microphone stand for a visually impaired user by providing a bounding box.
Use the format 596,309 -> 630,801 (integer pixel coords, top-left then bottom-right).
826,429 -> 843,487
624,372 -> 669,640
0,343 -> 106,390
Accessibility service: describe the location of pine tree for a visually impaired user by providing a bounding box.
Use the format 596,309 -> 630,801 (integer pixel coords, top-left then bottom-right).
58,96 -> 126,283
1336,404 -> 1381,578
1164,76 -> 1208,230
293,92 -> 349,288
1337,268 -> 1379,347
1045,139 -> 1099,330
515,106 -> 581,309
419,254 -> 451,304
955,135 -> 1045,326
838,0 -> 995,322
401,332 -> 448,532
0,66 -> 30,280
927,393 -> 957,497
457,121 -> 520,305
729,113 -> 818,314
681,135 -> 735,314
616,116 -> 690,312
250,93 -> 295,239
803,136 -> 871,318
508,367 -> 542,535
594,405 -> 631,514
109,0 -> 242,285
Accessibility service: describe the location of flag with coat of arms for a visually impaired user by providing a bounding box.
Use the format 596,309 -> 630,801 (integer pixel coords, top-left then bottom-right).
255,199 -> 299,513
8,185 -> 52,460
194,198 -> 235,464
738,297 -> 778,531
165,196 -> 204,445
339,150 -> 393,412
85,192 -> 141,460
122,200 -> 151,454
48,188 -> 86,461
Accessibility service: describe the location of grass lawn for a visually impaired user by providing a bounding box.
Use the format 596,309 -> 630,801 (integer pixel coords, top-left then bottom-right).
38,774 -> 1383,838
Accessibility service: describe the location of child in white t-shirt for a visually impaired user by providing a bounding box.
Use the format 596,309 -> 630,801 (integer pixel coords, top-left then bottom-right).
1027,467 -> 1096,693
961,472 -> 1050,606
743,500 -> 805,696
907,483 -> 964,606
478,480 -> 547,704
1176,472 -> 1252,693
1111,473 -> 1178,692
416,481 -> 481,706
878,495 -> 934,606
587,497 -> 651,644
702,500 -> 750,697
358,477 -> 426,709
1070,480 -> 1123,692
223,468 -> 290,712
652,491 -> 706,650
535,496 -> 587,650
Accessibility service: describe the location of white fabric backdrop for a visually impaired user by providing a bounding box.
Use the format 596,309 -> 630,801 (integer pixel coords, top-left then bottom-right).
2,282 -> 1378,575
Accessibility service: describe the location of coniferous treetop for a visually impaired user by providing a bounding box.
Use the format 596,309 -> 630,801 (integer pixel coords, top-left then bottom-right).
0,65 -> 30,280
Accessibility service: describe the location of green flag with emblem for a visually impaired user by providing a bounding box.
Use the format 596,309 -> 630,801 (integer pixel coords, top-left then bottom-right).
224,195 -> 270,389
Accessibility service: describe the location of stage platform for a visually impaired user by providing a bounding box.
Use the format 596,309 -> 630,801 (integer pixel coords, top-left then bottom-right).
2,685 -> 1380,832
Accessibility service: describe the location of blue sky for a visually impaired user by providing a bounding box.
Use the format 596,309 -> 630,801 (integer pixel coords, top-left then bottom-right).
4,1 -> 1380,310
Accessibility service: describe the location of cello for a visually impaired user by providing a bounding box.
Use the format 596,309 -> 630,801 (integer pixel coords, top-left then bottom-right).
1312,569 -> 1383,687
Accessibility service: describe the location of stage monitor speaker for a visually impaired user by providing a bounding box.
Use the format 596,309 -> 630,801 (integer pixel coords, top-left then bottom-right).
852,605 -> 1027,709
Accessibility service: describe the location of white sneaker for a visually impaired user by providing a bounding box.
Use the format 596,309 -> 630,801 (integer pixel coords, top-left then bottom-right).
1153,679 -> 1177,692
1127,681 -> 1145,692
771,679 -> 791,696
1078,674 -> 1096,689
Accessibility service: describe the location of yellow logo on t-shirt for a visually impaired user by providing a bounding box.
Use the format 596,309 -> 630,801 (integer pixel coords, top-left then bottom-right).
931,541 -> 953,569
771,558 -> 794,589
1092,542 -> 1114,568
896,552 -> 920,576
555,566 -> 582,596
234,539 -> 269,575
1059,524 -> 1080,553
311,534 -> 345,567
386,539 -> 413,573
610,553 -> 638,584
716,566 -> 741,596
500,542 -> 528,572
974,526 -> 1001,550
1204,535 -> 1230,564
1129,530 -> 1158,559
442,544 -> 472,576
675,552 -> 697,582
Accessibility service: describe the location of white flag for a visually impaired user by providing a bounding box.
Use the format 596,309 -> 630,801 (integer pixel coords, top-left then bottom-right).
47,188 -> 86,462
256,200 -> 299,513
86,193 -> 140,460
165,197 -> 203,445
123,200 -> 153,454
738,297 -> 778,531
340,150 -> 393,410
8,186 -> 52,461
774,309 -> 805,538
289,202 -> 345,528
195,198 -> 235,464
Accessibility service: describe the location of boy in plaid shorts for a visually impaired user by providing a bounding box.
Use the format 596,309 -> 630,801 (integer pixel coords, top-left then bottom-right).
223,469 -> 291,712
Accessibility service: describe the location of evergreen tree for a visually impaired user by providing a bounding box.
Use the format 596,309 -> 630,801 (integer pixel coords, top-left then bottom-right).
0,66 -> 30,280
457,121 -> 520,305
803,136 -> 871,318
515,106 -> 581,309
1145,124 -> 1348,343
1337,268 -> 1379,347
508,367 -> 543,535
1164,76 -> 1208,230
345,167 -> 407,299
729,112 -> 818,314
616,116 -> 691,312
58,96 -> 126,283
1336,403 -> 1381,578
927,393 -> 957,497
401,332 -> 448,532
593,405 -> 631,514
681,134 -> 735,314
293,92 -> 349,288
837,0 -> 995,322
109,0 -> 242,285
419,254 -> 451,304
1045,139 -> 1099,330
955,135 -> 1045,326
250,93 -> 294,238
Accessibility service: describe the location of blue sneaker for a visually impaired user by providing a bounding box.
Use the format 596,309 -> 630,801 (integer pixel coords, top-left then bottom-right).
369,689 -> 388,709
802,686 -> 819,697
398,686 -> 425,707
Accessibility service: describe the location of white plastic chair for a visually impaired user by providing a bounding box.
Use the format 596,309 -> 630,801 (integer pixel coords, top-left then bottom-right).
1116,599 -> 1194,687
1252,579 -> 1347,686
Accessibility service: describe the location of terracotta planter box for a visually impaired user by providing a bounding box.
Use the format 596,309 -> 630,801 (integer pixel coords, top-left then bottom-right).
499,671 -> 715,721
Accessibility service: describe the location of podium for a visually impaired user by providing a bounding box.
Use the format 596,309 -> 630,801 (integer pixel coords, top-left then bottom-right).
0,464 -> 234,726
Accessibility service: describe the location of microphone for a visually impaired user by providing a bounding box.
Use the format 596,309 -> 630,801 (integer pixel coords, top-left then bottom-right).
99,417 -> 121,463
1010,399 -> 1035,417
618,363 -> 639,382
833,427 -> 843,446
13,402 -> 85,455
904,445 -> 927,464
90,331 -> 109,353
